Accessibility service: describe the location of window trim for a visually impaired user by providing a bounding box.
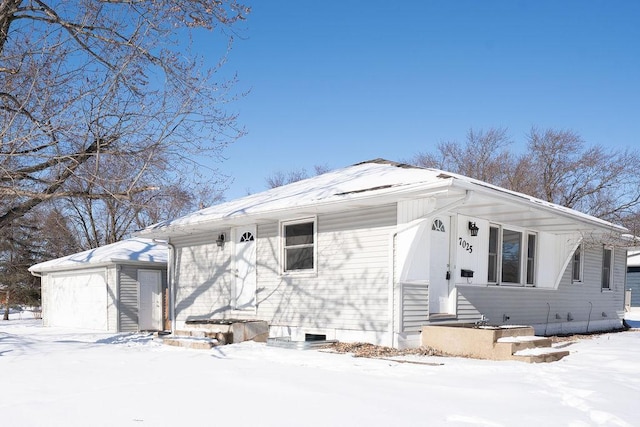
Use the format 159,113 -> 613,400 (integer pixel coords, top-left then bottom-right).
571,243 -> 583,284
280,217 -> 317,275
601,245 -> 613,291
487,224 -> 537,287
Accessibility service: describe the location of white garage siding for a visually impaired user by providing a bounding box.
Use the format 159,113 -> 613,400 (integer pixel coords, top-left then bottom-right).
118,266 -> 139,332
43,268 -> 118,331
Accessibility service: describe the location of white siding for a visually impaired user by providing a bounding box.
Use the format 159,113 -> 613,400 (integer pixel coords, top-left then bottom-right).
255,205 -> 396,333
172,233 -> 234,326
169,206 -> 396,336
106,266 -> 118,332
400,283 -> 429,332
457,244 -> 626,334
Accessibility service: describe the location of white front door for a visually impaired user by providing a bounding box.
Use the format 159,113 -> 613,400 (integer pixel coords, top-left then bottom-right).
138,270 -> 162,331
429,217 -> 452,314
234,226 -> 257,310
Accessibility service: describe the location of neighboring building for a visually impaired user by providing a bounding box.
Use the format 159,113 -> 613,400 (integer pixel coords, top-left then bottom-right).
29,238 -> 168,332
627,250 -> 640,307
139,159 -> 630,348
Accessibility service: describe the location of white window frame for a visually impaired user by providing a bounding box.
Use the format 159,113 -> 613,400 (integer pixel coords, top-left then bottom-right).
487,224 -> 537,287
601,245 -> 613,291
280,217 -> 317,275
571,244 -> 583,284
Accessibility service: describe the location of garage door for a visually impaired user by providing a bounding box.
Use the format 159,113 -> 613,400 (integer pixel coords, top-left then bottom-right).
46,270 -> 108,330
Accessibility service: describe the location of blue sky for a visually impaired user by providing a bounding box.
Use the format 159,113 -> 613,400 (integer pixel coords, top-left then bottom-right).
205,1 -> 639,199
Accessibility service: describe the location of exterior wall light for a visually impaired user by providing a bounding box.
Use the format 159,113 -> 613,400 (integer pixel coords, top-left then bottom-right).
468,221 -> 479,237
216,233 -> 226,247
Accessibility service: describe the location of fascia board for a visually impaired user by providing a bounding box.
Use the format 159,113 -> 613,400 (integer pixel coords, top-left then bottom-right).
451,179 -> 628,234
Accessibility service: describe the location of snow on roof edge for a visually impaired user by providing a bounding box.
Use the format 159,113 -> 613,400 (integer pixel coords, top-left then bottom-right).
29,237 -> 168,273
138,159 -> 627,236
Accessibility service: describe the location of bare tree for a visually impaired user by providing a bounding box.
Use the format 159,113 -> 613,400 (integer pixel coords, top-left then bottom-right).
411,126 -> 640,227
521,127 -> 640,222
265,164 -> 332,189
0,0 -> 249,230
413,127 -> 514,187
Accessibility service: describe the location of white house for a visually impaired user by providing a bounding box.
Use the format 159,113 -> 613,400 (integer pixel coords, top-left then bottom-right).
139,159 -> 629,348
29,238 -> 168,332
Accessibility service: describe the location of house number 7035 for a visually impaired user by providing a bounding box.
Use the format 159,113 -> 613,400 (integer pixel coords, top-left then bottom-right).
459,237 -> 473,253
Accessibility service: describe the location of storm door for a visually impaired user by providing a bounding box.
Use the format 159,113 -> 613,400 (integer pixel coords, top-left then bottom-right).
233,225 -> 257,310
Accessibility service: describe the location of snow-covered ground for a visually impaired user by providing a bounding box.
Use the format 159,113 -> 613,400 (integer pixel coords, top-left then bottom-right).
2,312 -> 639,427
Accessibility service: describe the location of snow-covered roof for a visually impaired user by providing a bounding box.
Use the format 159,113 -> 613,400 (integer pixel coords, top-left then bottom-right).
139,159 -> 627,238
29,238 -> 167,274
629,251 -> 640,268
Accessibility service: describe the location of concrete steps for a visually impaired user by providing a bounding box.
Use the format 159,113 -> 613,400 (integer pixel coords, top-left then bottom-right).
421,325 -> 570,363
159,320 -> 268,350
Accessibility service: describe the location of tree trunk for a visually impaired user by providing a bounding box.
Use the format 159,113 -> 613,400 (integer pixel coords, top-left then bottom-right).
2,289 -> 9,320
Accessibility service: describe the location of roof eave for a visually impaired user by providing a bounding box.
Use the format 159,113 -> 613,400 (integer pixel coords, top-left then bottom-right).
452,180 -> 628,234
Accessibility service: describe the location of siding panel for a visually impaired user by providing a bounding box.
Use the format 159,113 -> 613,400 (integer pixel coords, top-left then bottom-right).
457,244 -> 625,334
401,283 -> 429,332
118,266 -> 139,332
255,205 -> 396,332
173,238 -> 234,324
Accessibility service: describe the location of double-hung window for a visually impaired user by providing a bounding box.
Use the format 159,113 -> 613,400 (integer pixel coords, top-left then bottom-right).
487,225 -> 537,286
282,219 -> 315,272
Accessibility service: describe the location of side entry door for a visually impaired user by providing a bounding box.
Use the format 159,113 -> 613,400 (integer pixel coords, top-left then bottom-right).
138,269 -> 163,331
429,217 -> 452,315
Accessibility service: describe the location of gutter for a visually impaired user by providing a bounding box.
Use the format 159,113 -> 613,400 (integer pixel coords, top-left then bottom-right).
388,190 -> 473,348
168,241 -> 176,333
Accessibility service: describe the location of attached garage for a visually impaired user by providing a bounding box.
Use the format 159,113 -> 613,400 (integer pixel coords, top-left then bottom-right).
29,238 -> 168,332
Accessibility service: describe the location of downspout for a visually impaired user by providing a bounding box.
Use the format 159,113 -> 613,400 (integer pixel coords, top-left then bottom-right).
167,241 -> 176,333
388,190 -> 473,348
153,239 -> 176,333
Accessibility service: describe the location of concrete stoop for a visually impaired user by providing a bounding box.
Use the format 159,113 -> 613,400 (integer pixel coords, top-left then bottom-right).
421,325 -> 570,363
160,320 -> 269,350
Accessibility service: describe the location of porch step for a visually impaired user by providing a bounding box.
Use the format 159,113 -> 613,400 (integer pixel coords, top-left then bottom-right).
174,330 -> 233,345
493,335 -> 552,359
421,325 -> 570,363
160,320 -> 270,350
161,336 -> 220,350
511,348 -> 571,363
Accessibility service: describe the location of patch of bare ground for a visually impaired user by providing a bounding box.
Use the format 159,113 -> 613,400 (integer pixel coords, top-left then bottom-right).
328,342 -> 445,358
549,327 -> 632,344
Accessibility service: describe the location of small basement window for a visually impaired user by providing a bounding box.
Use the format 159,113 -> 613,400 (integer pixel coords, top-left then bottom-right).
305,334 -> 327,342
